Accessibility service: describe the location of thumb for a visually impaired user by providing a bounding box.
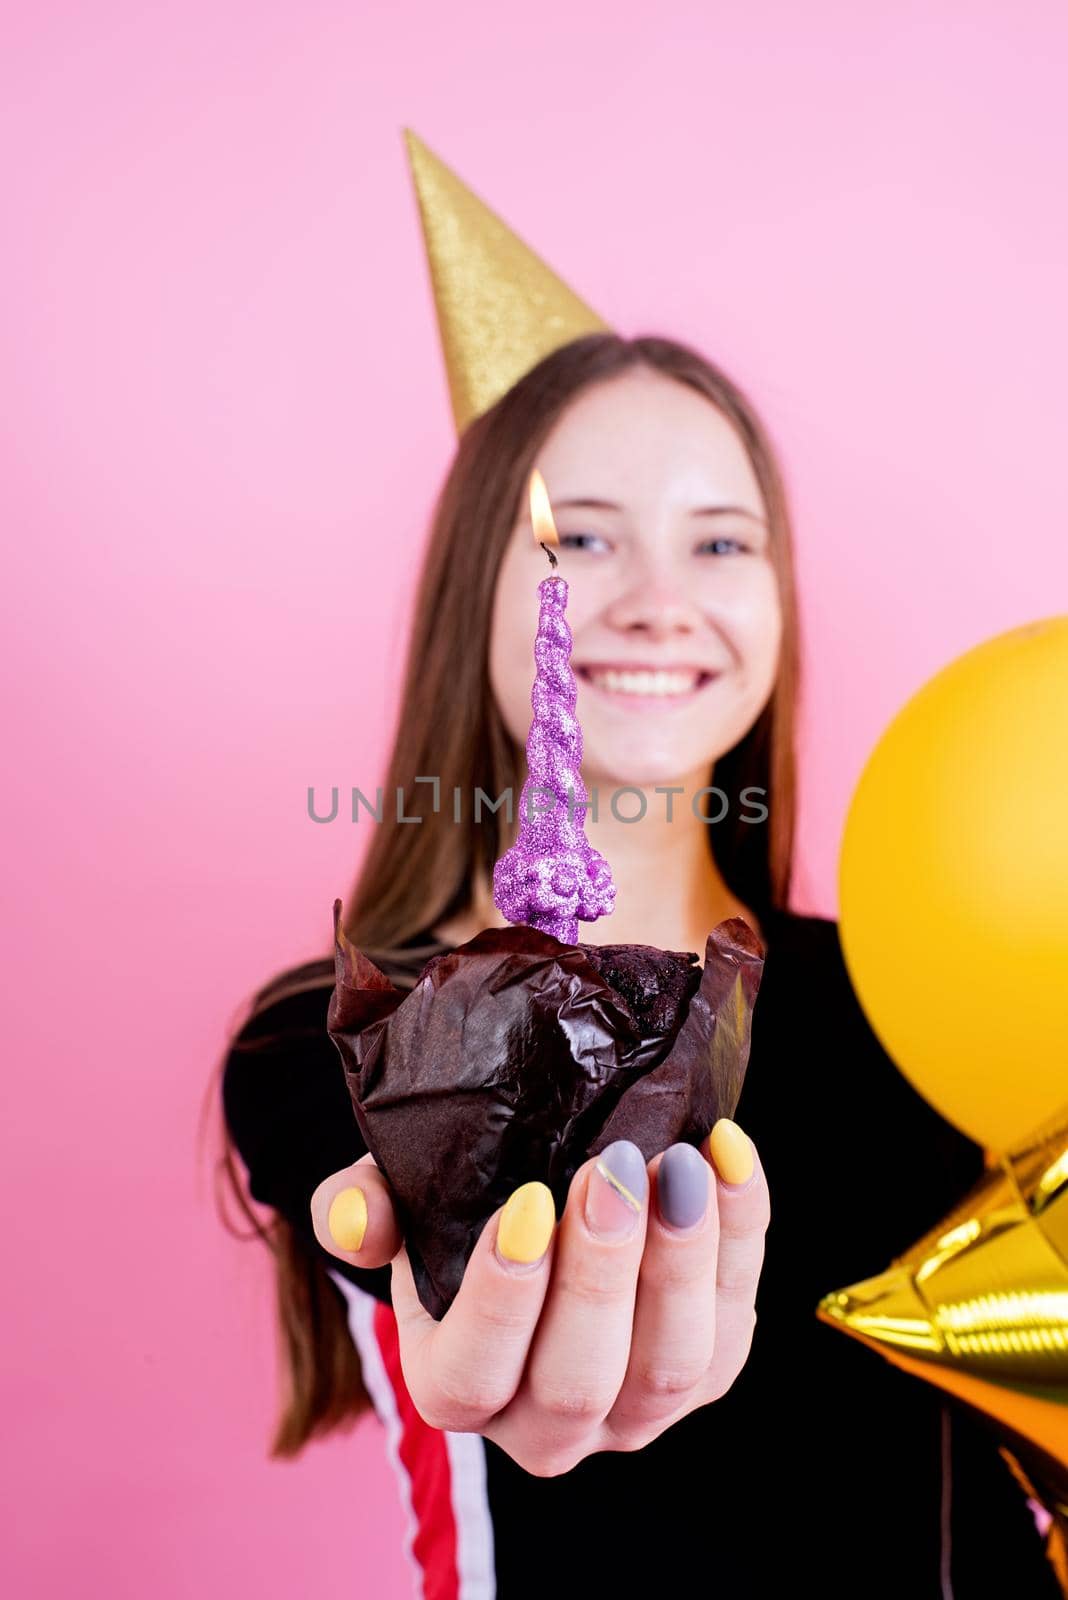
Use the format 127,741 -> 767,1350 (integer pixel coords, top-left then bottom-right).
310,1151 -> 403,1269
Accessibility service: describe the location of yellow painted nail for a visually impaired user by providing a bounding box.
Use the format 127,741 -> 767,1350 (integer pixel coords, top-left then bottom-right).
327,1186 -> 368,1252
497,1181 -> 556,1264
708,1119 -> 754,1187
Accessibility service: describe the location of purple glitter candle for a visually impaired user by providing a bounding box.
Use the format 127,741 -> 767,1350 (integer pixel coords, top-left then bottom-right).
492,566 -> 616,945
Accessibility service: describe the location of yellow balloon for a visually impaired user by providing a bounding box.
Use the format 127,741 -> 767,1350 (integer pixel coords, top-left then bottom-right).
838,615 -> 1068,1150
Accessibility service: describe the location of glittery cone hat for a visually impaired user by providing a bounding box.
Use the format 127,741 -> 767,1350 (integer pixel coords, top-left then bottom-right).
402,128 -> 612,434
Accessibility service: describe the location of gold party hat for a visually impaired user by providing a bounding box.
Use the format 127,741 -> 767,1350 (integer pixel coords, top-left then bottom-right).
402,128 -> 612,434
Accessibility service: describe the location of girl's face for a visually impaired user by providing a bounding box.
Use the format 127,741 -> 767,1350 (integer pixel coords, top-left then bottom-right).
488,367 -> 783,790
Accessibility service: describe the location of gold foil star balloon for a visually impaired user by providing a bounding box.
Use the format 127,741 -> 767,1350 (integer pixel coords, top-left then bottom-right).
817,1102 -> 1068,1584
402,128 -> 612,434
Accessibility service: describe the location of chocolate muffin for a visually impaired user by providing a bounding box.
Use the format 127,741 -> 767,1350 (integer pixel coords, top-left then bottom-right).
327,903 -> 765,1319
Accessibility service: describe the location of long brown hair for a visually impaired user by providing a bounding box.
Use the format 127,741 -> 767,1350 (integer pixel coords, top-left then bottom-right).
205,331 -> 803,1454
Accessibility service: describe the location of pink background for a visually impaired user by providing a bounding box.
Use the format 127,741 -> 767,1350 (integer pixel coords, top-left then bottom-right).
3,2 -> 1066,1593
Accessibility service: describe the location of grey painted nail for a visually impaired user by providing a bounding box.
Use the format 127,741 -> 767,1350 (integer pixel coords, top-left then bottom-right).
595,1139 -> 649,1211
658,1142 -> 709,1232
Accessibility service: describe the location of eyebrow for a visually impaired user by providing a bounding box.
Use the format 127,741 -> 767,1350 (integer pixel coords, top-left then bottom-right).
551,496 -> 767,524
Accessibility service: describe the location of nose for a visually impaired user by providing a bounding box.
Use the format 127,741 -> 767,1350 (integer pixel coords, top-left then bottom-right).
604,578 -> 704,641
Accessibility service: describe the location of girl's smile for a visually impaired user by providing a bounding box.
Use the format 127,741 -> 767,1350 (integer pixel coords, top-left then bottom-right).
574,661 -> 722,711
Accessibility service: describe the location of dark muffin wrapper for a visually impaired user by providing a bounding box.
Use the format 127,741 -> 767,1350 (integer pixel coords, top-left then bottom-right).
327,904 -> 766,1320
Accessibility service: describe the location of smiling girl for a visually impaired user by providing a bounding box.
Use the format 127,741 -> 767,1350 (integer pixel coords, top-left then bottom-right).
216,335 -> 1058,1597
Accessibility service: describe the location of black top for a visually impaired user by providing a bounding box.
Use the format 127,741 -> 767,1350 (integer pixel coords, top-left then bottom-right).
222,909 -> 1059,1597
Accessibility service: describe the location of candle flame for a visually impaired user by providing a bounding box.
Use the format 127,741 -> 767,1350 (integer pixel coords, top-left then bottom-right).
528,468 -> 559,549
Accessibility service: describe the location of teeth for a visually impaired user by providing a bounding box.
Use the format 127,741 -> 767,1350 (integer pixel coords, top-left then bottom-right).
587,668 -> 703,696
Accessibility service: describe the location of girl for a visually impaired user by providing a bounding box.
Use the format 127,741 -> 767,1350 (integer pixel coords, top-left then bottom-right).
216,334 -> 1059,1596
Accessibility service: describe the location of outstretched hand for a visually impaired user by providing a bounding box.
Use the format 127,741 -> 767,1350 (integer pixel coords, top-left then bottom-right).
311,1123 -> 769,1479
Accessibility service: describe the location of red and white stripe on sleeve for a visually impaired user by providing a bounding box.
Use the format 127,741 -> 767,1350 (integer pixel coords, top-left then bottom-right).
327,1270 -> 497,1599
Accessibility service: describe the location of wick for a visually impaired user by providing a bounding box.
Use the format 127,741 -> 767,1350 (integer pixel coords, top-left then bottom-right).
539,541 -> 559,570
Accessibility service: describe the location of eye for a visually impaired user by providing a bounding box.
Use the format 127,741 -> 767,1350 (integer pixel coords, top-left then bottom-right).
697,536 -> 748,556
557,531 -> 612,554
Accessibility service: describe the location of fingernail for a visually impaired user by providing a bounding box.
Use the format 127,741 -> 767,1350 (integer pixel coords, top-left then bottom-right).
327,1186 -> 368,1252
657,1142 -> 709,1232
585,1140 -> 648,1238
497,1181 -> 556,1266
708,1119 -> 755,1188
